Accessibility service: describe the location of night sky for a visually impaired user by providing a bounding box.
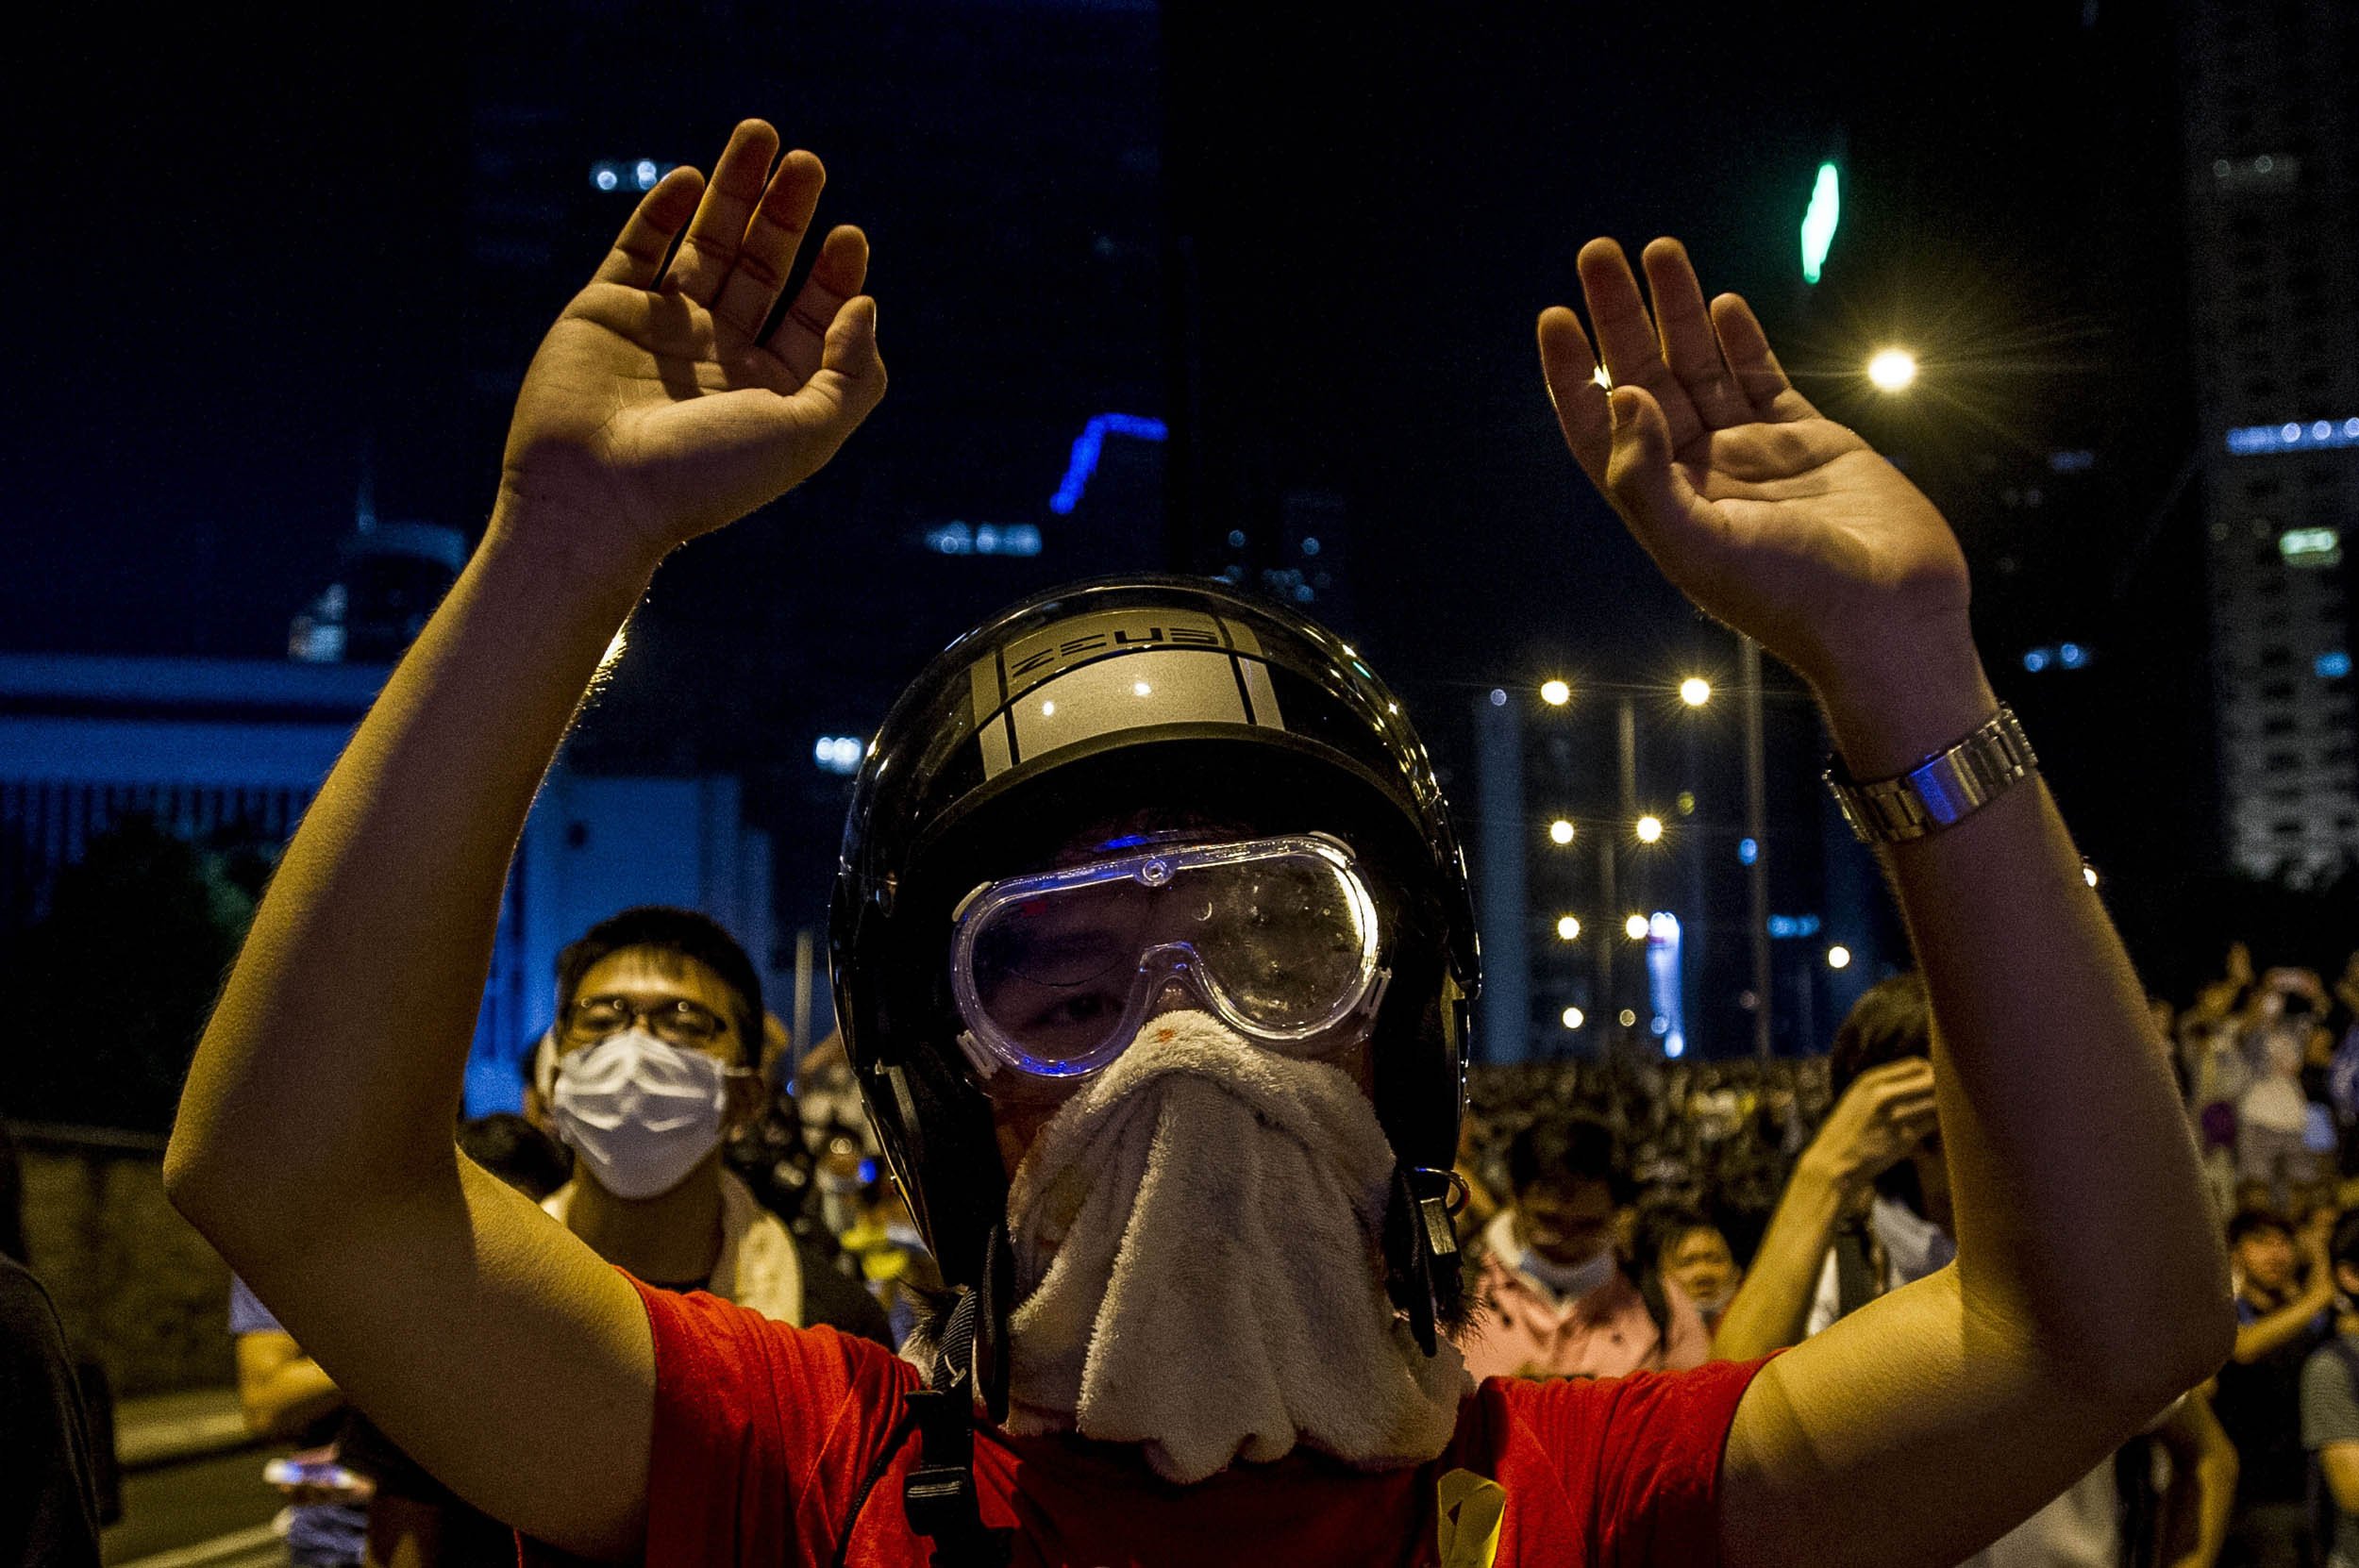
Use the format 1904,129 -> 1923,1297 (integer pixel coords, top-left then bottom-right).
8,2 -> 2227,992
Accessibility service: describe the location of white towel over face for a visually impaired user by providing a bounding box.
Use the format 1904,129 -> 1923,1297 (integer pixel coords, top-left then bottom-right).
1001,1009 -> 1467,1484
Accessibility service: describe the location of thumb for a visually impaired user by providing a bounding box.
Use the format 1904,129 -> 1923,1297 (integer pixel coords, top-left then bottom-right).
1603,385 -> 1699,540
817,296 -> 887,420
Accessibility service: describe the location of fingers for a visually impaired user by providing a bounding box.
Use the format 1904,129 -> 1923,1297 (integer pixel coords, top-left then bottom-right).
1601,385 -> 1709,550
814,294 -> 887,423
592,168 -> 707,289
1536,306 -> 1609,481
1708,293 -> 1818,421
663,120 -> 786,307
1641,239 -> 1752,428
711,149 -> 828,346
768,225 -> 869,384
1577,239 -> 1703,449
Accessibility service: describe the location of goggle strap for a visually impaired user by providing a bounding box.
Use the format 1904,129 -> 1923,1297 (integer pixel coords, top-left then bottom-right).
954,1029 -> 1001,1081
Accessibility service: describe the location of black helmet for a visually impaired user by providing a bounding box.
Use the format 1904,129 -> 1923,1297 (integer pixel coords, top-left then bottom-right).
829,576 -> 1480,1352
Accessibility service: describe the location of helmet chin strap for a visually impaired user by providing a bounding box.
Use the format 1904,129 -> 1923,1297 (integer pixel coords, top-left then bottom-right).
1384,1164 -> 1465,1356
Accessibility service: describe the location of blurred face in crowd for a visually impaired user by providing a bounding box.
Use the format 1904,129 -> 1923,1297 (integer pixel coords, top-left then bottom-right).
1514,1176 -> 1617,1269
2234,1221 -> 2299,1299
1660,1225 -> 1741,1309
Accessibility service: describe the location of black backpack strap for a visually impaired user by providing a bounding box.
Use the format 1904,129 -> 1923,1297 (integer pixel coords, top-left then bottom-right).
1831,1227 -> 1880,1322
901,1273 -> 1014,1565
829,1282 -> 1013,1568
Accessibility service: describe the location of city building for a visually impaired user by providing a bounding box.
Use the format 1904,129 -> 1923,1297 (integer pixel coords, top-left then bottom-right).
0,651 -> 783,1121
2179,0 -> 2359,882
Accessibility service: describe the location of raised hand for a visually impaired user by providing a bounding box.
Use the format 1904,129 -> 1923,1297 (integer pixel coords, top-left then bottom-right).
1800,1059 -> 1940,1193
499,120 -> 886,559
1538,239 -> 1973,725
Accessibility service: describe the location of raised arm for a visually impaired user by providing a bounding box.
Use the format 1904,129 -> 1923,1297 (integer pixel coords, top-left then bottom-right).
1538,238 -> 2233,1568
164,120 -> 884,1561
1709,1059 -> 1936,1361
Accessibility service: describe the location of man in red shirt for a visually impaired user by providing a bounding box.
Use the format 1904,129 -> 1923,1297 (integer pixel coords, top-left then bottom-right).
168,117 -> 2233,1566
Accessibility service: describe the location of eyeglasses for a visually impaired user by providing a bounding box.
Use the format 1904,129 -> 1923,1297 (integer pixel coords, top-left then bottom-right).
562,994 -> 733,1049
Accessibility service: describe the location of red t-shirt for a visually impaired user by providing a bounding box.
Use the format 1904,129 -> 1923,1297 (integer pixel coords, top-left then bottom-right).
574,1276 -> 1767,1567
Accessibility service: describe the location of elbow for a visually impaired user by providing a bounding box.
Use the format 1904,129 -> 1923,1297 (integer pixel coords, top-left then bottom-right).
162,1123 -> 223,1230
2088,1295 -> 2237,1415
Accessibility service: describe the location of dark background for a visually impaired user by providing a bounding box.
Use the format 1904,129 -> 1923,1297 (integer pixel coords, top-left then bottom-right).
8,1 -> 2294,1059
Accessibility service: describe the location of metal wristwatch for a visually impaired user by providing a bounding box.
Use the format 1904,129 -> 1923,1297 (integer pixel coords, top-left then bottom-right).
1825,705 -> 2039,845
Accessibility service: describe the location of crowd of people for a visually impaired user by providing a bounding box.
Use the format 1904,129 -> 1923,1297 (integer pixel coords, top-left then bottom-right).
13,113 -> 2261,1567
198,932 -> 2359,1566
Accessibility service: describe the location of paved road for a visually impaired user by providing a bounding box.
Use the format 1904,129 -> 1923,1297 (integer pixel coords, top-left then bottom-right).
103,1445 -> 289,1567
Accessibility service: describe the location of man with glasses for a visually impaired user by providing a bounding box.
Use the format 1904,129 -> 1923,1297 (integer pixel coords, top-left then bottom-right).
526,906 -> 891,1343
167,116 -> 2232,1566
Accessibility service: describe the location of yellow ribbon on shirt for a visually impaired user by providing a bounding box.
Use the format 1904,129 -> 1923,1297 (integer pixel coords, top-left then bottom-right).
1437,1468 -> 1506,1568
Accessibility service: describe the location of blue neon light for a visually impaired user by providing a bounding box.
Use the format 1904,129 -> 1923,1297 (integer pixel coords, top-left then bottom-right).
2320,651 -> 2353,679
1737,837 -> 1759,866
924,521 -> 1042,558
1049,413 -> 1168,514
1766,914 -> 1822,940
2023,648 -> 2051,673
2226,417 -> 2359,456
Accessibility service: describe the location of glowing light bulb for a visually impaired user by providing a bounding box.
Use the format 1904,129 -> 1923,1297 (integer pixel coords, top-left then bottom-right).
1635,815 -> 1664,843
1827,944 -> 1852,969
1679,677 -> 1712,707
1867,349 -> 1918,392
1562,1007 -> 1585,1030
1540,679 -> 1571,706
1624,914 -> 1649,941
1548,820 -> 1576,845
1555,915 -> 1581,942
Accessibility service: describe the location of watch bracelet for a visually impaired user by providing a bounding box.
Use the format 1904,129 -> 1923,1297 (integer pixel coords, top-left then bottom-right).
1825,705 -> 2039,845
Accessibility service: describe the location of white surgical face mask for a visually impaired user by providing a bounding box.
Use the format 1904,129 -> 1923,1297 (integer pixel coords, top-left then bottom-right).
548,1028 -> 732,1201
1519,1241 -> 1619,1303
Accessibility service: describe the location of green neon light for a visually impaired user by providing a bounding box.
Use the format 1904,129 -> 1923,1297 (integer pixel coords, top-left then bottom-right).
1800,162 -> 1840,285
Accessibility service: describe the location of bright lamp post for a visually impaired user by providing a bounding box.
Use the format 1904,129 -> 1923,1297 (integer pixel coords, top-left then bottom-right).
1867,348 -> 1918,393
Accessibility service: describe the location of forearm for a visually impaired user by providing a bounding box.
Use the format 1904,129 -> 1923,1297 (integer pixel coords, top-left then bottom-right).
167,502 -> 659,1252
1821,645 -> 2232,1392
2233,1289 -> 2331,1362
1713,1158 -> 1848,1359
241,1356 -> 343,1441
2185,1444 -> 2237,1568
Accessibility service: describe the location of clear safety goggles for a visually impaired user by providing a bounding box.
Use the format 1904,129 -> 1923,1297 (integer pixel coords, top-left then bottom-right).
948,833 -> 1389,1084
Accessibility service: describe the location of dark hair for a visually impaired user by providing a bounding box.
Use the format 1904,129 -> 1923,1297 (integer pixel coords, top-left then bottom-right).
2228,1207 -> 2293,1247
1637,1203 -> 1723,1272
458,1113 -> 573,1202
1507,1112 -> 1631,1205
1828,973 -> 1932,1101
555,907 -> 762,1068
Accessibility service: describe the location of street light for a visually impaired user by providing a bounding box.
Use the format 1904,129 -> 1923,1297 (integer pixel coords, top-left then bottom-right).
1679,677 -> 1712,707
1867,348 -> 1918,393
1634,814 -> 1664,843
1623,913 -> 1649,941
1548,819 -> 1576,845
1555,915 -> 1581,942
1540,678 -> 1571,707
